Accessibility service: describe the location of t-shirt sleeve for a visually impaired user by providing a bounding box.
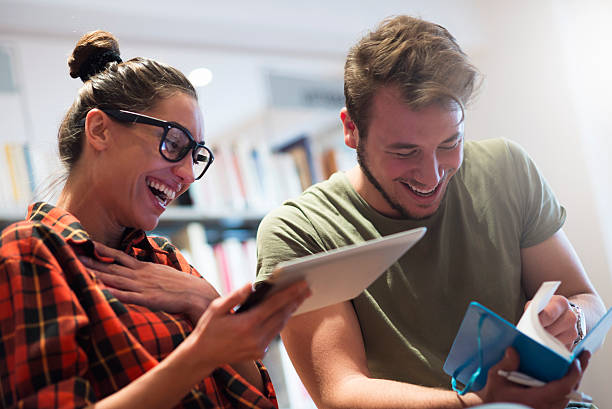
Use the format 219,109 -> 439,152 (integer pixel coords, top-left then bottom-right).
256,203 -> 325,281
505,139 -> 566,248
0,232 -> 96,408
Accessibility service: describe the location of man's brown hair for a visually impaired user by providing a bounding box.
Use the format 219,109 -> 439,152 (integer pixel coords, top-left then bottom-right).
344,15 -> 480,137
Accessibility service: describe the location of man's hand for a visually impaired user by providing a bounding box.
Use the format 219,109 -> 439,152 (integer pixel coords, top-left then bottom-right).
474,347 -> 590,409
525,295 -> 579,350
80,241 -> 220,325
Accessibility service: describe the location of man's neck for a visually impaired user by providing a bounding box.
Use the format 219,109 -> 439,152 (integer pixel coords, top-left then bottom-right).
345,166 -> 402,218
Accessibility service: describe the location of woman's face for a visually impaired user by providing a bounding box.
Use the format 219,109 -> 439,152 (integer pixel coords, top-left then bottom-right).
100,92 -> 204,231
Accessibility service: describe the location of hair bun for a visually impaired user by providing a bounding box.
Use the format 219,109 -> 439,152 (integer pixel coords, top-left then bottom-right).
68,30 -> 122,82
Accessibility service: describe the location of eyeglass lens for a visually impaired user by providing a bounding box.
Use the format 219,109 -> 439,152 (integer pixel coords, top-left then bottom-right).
160,127 -> 212,178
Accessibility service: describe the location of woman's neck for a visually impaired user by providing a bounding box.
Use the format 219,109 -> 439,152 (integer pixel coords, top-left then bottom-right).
57,177 -> 125,249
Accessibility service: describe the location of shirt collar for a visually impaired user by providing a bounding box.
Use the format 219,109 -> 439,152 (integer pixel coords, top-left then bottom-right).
27,202 -> 156,257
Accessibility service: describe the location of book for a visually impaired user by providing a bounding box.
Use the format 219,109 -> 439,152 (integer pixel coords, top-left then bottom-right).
213,242 -> 232,294
172,223 -> 223,295
8,143 -> 32,206
274,136 -> 316,191
443,281 -> 612,391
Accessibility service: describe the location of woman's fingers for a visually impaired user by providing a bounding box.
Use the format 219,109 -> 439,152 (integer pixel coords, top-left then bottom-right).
96,271 -> 141,292
105,287 -> 147,305
255,281 -> 310,318
210,283 -> 255,315
93,241 -> 141,269
80,256 -> 136,280
247,281 -> 310,336
259,289 -> 310,345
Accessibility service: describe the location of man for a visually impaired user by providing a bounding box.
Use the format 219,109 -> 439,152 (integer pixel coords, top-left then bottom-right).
255,15 -> 606,408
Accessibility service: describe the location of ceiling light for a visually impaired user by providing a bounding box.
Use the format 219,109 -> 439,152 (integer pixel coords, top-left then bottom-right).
188,67 -> 213,87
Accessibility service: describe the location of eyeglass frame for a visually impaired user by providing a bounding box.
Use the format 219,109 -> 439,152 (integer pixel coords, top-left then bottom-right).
82,108 -> 214,180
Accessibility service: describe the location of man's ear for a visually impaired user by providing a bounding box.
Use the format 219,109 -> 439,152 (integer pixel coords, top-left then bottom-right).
84,109 -> 112,152
340,107 -> 359,149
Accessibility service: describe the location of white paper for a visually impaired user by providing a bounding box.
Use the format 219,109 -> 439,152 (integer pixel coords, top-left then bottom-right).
516,281 -> 571,358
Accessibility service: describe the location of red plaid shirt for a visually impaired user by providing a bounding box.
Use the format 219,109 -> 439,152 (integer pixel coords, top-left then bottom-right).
0,202 -> 278,409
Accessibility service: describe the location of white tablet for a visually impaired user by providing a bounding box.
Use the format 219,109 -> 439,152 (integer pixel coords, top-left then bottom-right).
237,227 -> 427,316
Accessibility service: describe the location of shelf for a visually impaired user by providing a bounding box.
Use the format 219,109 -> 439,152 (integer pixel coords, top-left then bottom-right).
0,209 -> 26,230
159,206 -> 268,229
0,206 -> 267,232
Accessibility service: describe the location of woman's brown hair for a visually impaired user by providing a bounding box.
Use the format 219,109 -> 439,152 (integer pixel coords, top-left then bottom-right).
58,30 -> 197,171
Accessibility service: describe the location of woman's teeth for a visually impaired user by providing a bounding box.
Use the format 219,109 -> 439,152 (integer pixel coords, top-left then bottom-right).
147,179 -> 177,203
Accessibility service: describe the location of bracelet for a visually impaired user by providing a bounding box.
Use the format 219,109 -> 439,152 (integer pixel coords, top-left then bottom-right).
569,301 -> 586,346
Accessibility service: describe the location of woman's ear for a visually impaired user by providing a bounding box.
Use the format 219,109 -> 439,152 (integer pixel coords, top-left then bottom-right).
84,109 -> 112,152
340,107 -> 359,149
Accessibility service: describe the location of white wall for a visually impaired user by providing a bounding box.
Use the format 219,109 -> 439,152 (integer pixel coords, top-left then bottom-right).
464,1 -> 612,403
0,33 -> 342,145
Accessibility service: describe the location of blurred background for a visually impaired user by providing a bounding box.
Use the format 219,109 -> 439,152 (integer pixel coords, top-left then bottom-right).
1,0 -> 611,407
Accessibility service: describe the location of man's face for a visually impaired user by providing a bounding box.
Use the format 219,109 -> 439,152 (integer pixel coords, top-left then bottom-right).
353,87 -> 464,219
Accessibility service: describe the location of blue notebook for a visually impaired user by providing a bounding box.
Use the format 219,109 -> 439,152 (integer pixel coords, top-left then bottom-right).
443,289 -> 612,391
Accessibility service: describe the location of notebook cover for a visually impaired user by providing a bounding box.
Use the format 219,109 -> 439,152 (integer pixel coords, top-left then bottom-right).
444,302 -> 612,391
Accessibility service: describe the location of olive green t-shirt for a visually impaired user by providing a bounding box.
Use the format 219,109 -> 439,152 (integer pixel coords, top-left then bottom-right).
256,138 -> 565,388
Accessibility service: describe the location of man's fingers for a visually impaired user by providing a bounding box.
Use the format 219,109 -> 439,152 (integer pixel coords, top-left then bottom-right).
574,351 -> 591,390
578,350 -> 591,371
541,358 -> 582,401
538,295 -> 571,328
498,347 -> 520,371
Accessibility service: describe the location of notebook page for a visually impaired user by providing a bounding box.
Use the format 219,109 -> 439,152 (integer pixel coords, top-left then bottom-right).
516,281 -> 571,359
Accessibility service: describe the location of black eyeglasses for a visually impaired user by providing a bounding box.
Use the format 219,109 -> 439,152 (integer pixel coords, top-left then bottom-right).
99,109 -> 214,180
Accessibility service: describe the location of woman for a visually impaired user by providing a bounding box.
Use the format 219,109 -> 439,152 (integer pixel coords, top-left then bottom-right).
0,30 -> 309,409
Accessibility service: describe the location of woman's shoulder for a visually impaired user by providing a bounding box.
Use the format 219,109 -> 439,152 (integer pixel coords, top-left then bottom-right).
146,235 -> 196,275
0,218 -> 66,263
2,218 -> 48,245
148,235 -> 177,252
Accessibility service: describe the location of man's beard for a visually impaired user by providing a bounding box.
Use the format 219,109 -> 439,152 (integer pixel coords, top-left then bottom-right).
356,142 -> 421,219
357,143 -> 416,219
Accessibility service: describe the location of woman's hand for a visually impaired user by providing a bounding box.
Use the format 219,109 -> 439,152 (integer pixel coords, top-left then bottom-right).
80,241 -> 220,325
92,281 -> 311,409
187,280 -> 311,370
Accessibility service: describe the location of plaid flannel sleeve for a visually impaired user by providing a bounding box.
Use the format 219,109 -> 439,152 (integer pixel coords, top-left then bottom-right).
149,236 -> 280,408
0,230 -> 96,408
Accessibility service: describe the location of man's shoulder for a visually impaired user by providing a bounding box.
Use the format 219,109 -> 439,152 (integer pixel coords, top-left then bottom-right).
464,137 -> 523,159
462,138 -> 530,177
262,172 -> 349,223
